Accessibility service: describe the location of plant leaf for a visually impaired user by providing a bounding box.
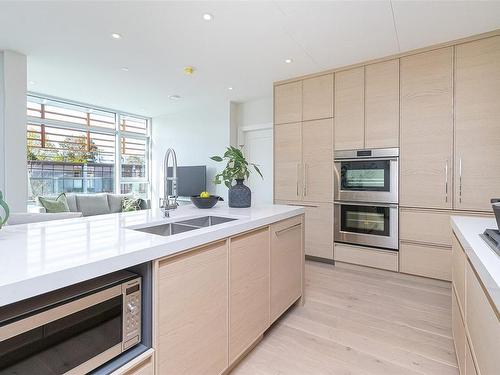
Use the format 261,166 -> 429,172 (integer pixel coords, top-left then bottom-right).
224,180 -> 232,189
253,164 -> 263,178
210,156 -> 223,162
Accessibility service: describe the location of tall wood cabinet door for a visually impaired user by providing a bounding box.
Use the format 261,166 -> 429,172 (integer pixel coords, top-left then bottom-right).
335,67 -> 364,150
455,36 -> 500,212
274,123 -> 302,201
303,74 -> 334,121
400,48 -> 453,209
302,118 -> 333,202
365,59 -> 400,148
304,203 -> 333,260
274,81 -> 302,125
270,216 -> 303,323
229,228 -> 270,363
156,241 -> 228,375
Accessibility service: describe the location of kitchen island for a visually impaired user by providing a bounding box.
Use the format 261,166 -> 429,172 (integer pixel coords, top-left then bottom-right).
0,203 -> 305,375
450,216 -> 499,375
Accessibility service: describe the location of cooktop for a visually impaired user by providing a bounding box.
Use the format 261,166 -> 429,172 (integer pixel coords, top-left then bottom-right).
480,229 -> 500,257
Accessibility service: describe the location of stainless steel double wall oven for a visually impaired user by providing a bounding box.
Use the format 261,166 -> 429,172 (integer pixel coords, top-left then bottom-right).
334,148 -> 399,250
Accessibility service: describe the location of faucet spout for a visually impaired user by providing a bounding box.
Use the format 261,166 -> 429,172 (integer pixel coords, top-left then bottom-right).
160,148 -> 179,217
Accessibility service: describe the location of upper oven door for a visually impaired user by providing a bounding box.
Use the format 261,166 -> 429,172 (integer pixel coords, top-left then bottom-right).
334,156 -> 398,203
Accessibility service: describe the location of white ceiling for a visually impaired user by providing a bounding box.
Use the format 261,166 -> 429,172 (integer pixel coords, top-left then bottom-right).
0,1 -> 499,117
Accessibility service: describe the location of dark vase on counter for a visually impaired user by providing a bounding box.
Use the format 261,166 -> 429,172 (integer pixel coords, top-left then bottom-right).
229,179 -> 251,208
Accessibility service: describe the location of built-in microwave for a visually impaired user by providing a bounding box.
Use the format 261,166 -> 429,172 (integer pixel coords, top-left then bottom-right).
334,201 -> 399,250
334,148 -> 399,204
0,271 -> 141,374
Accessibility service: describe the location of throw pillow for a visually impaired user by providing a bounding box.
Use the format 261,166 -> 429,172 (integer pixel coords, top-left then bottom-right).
122,197 -> 142,212
38,193 -> 70,213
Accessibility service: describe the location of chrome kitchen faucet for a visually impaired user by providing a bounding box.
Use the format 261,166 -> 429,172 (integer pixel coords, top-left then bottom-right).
160,148 -> 179,217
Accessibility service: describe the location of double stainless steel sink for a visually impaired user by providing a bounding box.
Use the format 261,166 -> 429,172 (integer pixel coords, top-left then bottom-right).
133,216 -> 237,237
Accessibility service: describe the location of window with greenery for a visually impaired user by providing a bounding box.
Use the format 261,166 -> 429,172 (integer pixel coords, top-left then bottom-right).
27,95 -> 151,201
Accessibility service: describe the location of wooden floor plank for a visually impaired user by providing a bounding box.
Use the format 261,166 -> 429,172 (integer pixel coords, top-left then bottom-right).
231,261 -> 458,375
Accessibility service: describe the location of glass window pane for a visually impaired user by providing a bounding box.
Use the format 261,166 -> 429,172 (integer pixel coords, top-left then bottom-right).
120,115 -> 147,135
121,137 -> 147,178
121,182 -> 149,199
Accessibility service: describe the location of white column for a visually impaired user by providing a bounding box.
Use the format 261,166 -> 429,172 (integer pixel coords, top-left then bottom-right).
0,50 -> 27,211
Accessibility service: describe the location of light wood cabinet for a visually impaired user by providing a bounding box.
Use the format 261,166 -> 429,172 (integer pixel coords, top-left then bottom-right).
156,241 -> 228,375
400,242 -> 451,281
465,341 -> 478,375
110,350 -> 154,375
302,118 -> 333,202
400,208 -> 453,247
229,228 -> 270,363
365,60 -> 399,148
400,47 -> 453,209
302,74 -> 334,121
270,216 -> 304,323
274,81 -> 302,124
334,243 -> 398,271
455,36 -> 500,212
465,261 -> 500,375
274,122 -> 301,201
452,288 -> 466,374
335,67 -> 364,150
452,234 -> 466,312
304,202 -> 334,260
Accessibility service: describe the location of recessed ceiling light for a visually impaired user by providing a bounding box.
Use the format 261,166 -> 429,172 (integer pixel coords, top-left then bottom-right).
169,95 -> 181,100
285,58 -> 293,64
111,33 -> 122,39
228,87 -> 233,91
121,67 -> 129,72
202,13 -> 213,21
29,80 -> 36,85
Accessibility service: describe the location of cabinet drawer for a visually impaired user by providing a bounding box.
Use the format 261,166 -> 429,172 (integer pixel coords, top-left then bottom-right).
400,242 -> 451,281
229,228 -> 270,363
452,234 -> 466,313
452,289 -> 466,375
465,261 -> 500,375
400,209 -> 452,246
334,243 -> 398,271
270,216 -> 303,323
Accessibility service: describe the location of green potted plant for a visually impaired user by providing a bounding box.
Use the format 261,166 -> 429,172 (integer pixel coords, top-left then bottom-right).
0,190 -> 10,229
210,146 -> 263,208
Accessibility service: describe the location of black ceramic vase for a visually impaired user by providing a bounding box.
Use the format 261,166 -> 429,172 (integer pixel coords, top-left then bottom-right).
228,179 -> 251,208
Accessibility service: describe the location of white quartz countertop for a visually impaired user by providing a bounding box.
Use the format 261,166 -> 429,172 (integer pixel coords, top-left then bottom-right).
0,204 -> 304,306
451,215 -> 500,311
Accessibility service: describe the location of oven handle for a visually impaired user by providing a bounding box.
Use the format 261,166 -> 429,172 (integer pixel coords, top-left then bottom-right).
334,201 -> 399,208
334,157 -> 399,162
0,284 -> 122,342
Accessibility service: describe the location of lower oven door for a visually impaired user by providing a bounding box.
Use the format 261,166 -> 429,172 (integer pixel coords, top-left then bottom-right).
0,286 -> 124,375
334,202 -> 399,250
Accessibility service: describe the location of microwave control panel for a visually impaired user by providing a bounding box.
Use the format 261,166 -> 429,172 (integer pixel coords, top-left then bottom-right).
123,277 -> 142,350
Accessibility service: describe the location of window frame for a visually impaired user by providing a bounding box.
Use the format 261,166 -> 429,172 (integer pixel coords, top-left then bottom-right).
27,92 -> 152,199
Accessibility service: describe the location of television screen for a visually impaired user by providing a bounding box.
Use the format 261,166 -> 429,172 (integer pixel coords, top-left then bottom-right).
167,166 -> 207,197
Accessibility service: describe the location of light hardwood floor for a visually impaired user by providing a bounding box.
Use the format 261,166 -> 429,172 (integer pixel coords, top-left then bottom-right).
231,261 -> 458,375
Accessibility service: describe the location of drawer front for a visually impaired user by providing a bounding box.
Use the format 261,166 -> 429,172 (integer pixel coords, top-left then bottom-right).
334,243 -> 398,271
400,209 -> 452,246
304,203 -> 333,260
452,234 -> 466,313
270,216 -> 303,323
465,262 -> 500,375
111,350 -> 154,375
400,242 -> 452,281
452,289 -> 466,375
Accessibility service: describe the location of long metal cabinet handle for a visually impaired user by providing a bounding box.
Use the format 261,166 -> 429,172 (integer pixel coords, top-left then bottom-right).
445,160 -> 448,203
296,163 -> 300,197
275,223 -> 302,237
459,157 -> 462,204
303,163 -> 308,197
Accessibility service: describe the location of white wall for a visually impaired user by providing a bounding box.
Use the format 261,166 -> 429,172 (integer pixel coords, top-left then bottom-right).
0,50 -> 27,211
235,96 -> 272,128
152,99 -> 231,206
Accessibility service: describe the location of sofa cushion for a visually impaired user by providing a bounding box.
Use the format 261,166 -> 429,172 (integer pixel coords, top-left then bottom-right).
38,193 -> 70,213
76,194 -> 110,217
65,194 -> 78,212
107,193 -> 133,213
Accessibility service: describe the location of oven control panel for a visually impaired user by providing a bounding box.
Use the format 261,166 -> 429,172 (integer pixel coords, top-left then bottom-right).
122,277 -> 142,350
